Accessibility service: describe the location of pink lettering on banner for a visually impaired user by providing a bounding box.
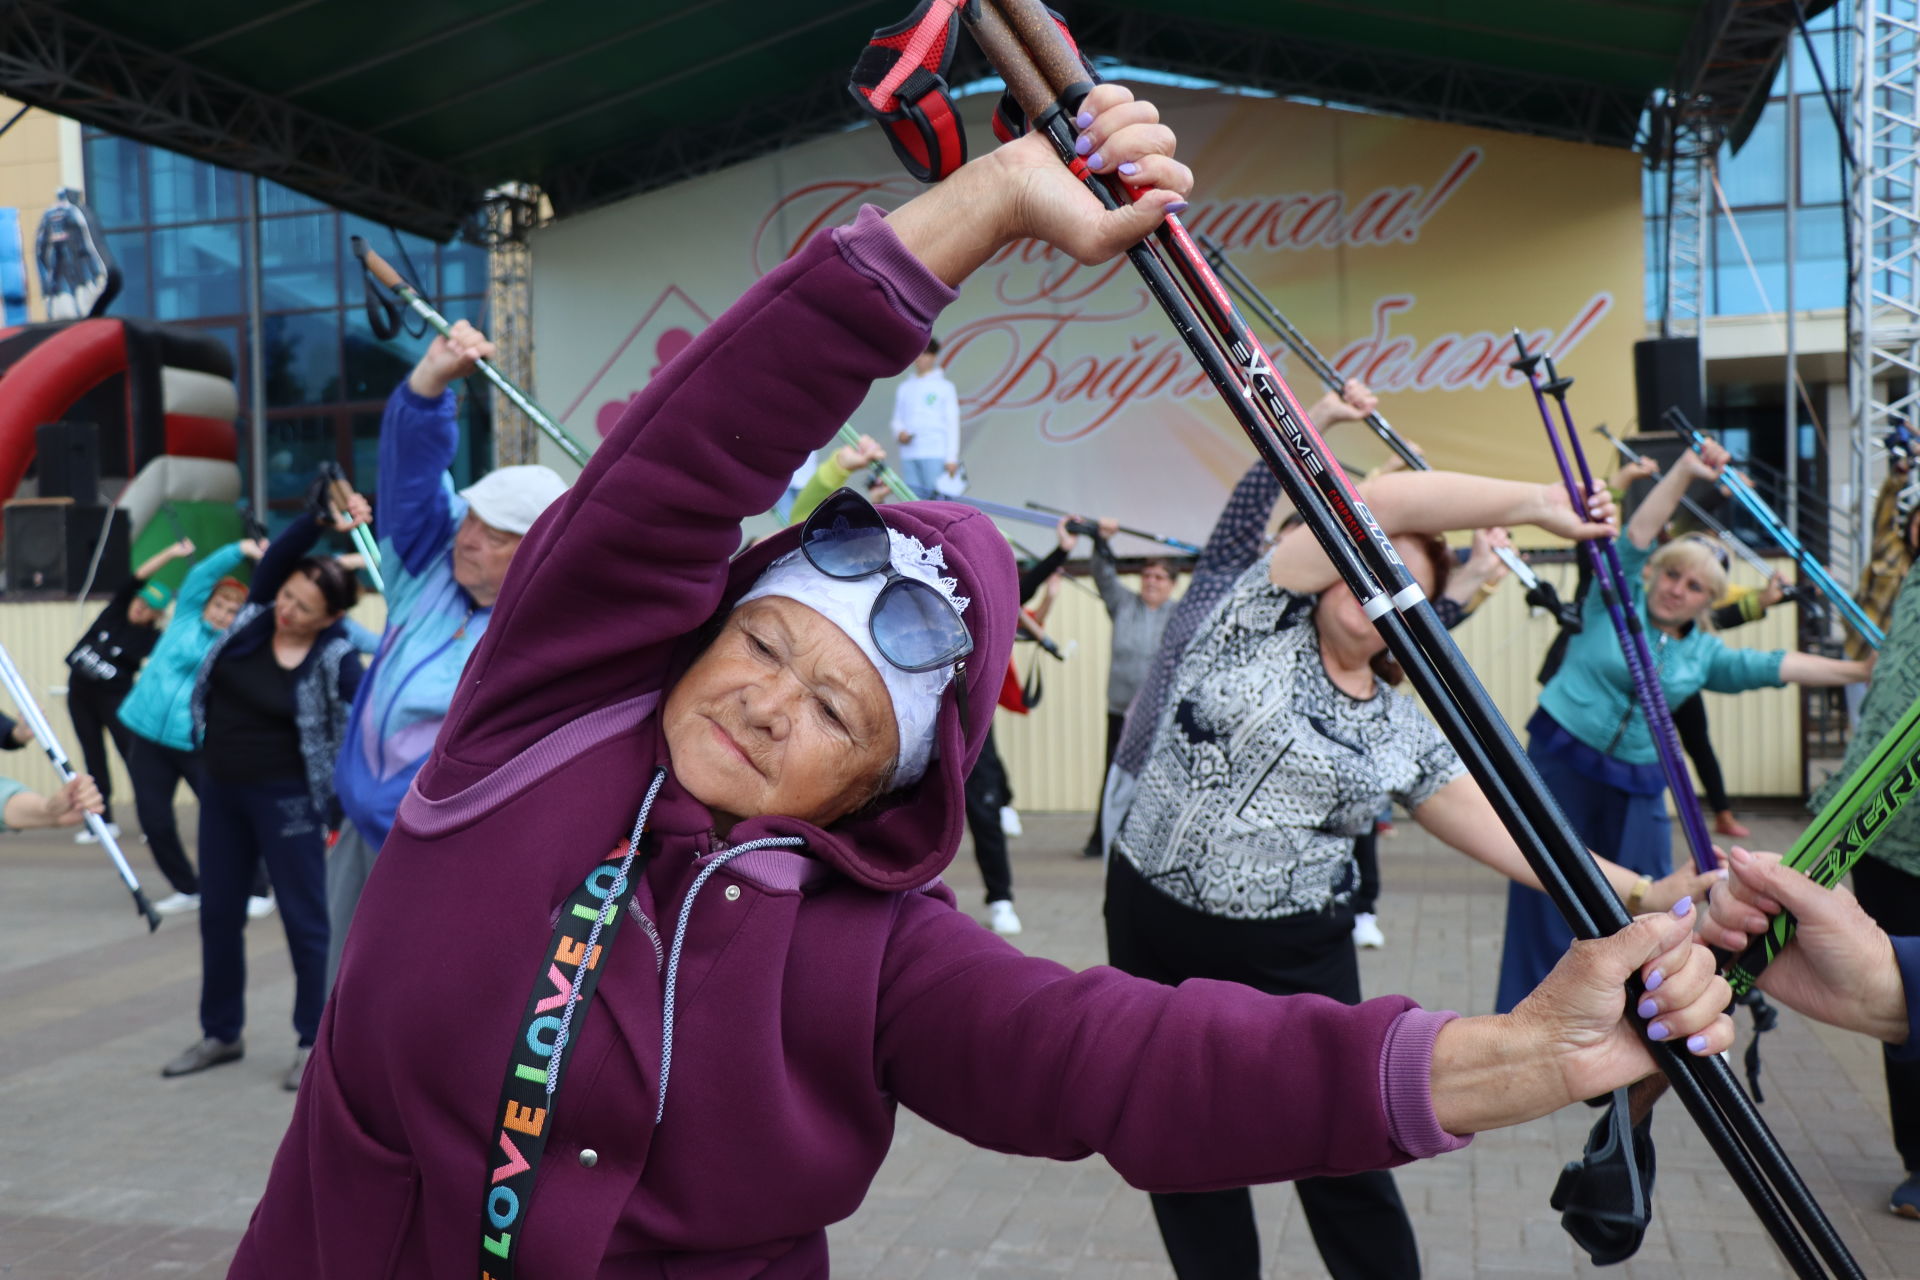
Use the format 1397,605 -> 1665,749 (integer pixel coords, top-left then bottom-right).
532,964 -> 576,1015
1184,149 -> 1482,253
1330,293 -> 1615,395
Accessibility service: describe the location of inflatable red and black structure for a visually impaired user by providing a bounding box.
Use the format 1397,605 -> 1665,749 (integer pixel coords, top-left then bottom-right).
0,317 -> 240,594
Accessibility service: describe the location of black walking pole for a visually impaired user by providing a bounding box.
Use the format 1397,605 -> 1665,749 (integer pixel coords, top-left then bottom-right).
1195,233 -> 1571,624
849,2 -> 1865,1272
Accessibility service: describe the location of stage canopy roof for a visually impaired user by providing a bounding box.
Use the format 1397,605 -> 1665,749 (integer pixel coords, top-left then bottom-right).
0,0 -> 1827,242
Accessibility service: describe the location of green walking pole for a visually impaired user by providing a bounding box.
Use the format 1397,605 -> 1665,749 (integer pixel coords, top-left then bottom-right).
1727,692 -> 1920,995
352,238 -> 592,469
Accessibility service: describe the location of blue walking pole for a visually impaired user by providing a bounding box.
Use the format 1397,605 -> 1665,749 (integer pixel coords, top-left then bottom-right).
1665,408 -> 1883,650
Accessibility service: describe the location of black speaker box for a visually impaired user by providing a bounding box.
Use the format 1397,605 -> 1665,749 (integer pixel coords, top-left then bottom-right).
3,501 -> 129,595
35,421 -> 101,506
1633,337 -> 1703,434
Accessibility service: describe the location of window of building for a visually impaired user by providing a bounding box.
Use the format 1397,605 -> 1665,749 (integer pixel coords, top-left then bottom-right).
1645,6 -> 1849,321
80,130 -> 494,533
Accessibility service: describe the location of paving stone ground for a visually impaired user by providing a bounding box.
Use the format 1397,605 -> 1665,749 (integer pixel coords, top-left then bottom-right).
0,804 -> 1911,1278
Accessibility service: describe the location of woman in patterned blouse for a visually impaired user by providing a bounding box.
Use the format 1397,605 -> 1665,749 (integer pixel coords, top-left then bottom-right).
1106,465 -> 1724,1280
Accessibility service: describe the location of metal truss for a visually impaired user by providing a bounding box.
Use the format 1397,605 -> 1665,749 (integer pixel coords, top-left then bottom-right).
481,185 -> 543,467
0,0 -> 479,241
1058,8 -> 1647,149
541,48 -> 991,221
540,11 -> 1661,221
1671,1 -> 1821,146
1665,147 -> 1712,339
1850,0 -> 1920,571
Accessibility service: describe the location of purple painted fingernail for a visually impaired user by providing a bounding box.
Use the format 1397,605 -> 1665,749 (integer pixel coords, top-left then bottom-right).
1648,1020 -> 1670,1041
1688,1033 -> 1710,1054
1165,200 -> 1189,215
1672,895 -> 1694,918
1637,997 -> 1659,1020
1118,161 -> 1141,176
1074,133 -> 1093,156
1088,151 -> 1106,170
1075,110 -> 1093,129
1646,968 -> 1664,992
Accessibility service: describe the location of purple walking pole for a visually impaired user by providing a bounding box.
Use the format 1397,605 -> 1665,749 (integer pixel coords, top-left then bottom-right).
1509,335 -> 1717,875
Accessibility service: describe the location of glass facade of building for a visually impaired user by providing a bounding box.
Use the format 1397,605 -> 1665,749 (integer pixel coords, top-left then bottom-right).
1644,6 -> 1850,320
82,132 -> 493,526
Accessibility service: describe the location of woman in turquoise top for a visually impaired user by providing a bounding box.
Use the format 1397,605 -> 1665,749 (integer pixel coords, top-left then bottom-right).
1496,439 -> 1871,1012
118,537 -> 262,914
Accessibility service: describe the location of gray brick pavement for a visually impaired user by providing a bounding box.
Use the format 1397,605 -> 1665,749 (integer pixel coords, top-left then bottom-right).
0,806 -> 1911,1277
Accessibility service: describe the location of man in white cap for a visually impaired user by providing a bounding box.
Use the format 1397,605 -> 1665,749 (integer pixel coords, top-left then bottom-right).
325,321 -> 567,988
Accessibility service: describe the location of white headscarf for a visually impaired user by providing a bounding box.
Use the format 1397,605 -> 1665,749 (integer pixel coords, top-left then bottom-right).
735,527 -> 968,788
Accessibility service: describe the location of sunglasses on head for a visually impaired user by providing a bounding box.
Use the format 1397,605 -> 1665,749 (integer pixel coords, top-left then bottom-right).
1680,532 -> 1730,569
799,488 -> 974,716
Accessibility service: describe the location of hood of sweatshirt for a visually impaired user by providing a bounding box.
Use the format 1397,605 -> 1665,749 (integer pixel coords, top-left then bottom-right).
659,499 -> 1015,894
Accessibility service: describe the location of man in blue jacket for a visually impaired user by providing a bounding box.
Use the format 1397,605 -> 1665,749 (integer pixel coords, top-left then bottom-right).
326,321 -> 566,987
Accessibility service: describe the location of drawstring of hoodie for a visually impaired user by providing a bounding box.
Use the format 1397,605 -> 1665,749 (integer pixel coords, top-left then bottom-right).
656,833 -> 806,1124
547,768 -> 667,1097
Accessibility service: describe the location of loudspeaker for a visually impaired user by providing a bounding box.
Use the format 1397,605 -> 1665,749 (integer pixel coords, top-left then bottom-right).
3,500 -> 128,594
35,421 -> 101,506
1633,337 -> 1703,434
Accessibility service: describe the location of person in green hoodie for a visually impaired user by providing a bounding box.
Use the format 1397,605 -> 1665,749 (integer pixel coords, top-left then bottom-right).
117,537 -> 264,915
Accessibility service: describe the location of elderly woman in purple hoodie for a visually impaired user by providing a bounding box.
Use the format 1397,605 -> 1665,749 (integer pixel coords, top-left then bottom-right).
236,85 -> 1733,1279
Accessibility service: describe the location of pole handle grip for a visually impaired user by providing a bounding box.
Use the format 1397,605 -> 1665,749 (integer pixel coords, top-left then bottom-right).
969,3 -> 1056,120
991,0 -> 1087,102
351,235 -> 408,291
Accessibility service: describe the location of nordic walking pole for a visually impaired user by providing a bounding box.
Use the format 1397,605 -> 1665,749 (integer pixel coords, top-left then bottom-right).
0,641 -> 159,931
954,3 -> 1859,1272
351,238 -> 592,469
1514,340 -> 1717,876
1666,408 -> 1882,649
1022,500 -> 1200,553
322,468 -> 385,595
1728,692 -> 1920,993
1195,231 -> 1557,607
1595,426 -> 1795,588
833,425 -> 920,501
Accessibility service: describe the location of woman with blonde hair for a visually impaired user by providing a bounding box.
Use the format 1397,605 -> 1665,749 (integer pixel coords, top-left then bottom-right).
1497,438 -> 1872,1012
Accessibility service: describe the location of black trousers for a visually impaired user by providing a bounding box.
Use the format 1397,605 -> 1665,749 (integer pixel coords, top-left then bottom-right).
129,736 -> 203,894
1851,857 -> 1920,1174
1351,830 -> 1380,917
66,679 -> 133,824
197,776 -> 329,1047
1084,711 -> 1127,854
1104,854 -> 1421,1280
963,726 -> 1014,903
1670,692 -> 1731,814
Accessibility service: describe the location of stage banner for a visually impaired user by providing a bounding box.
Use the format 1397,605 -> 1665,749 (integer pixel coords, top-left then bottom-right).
531,87 -> 1643,551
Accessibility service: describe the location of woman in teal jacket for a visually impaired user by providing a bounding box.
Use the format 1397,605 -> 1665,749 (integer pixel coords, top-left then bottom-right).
1497,439 -> 1870,1011
118,537 -> 261,913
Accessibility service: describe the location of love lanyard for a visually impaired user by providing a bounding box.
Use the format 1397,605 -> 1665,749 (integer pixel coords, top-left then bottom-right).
480,769 -> 665,1279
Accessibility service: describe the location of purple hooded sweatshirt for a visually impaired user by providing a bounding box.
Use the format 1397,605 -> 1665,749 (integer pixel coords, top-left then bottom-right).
231,208 -> 1466,1279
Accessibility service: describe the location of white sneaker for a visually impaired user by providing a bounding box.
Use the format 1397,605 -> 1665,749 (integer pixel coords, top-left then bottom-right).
986,900 -> 1022,936
74,821 -> 121,845
998,806 -> 1023,837
246,894 -> 276,920
152,892 -> 201,916
1351,912 -> 1386,949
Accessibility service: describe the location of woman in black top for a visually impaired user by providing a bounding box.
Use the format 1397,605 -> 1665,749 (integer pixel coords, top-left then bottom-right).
161,505 -> 366,1092
61,541 -> 187,837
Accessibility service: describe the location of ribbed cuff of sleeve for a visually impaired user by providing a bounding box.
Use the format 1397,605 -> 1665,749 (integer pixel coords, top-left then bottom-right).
1380,1008 -> 1473,1159
832,204 -> 960,332
1887,936 -> 1920,1064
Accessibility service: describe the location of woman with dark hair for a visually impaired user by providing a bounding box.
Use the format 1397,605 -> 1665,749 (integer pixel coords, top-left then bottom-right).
161,503 -> 367,1090
1106,470 -> 1723,1280
228,85 -> 1734,1279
